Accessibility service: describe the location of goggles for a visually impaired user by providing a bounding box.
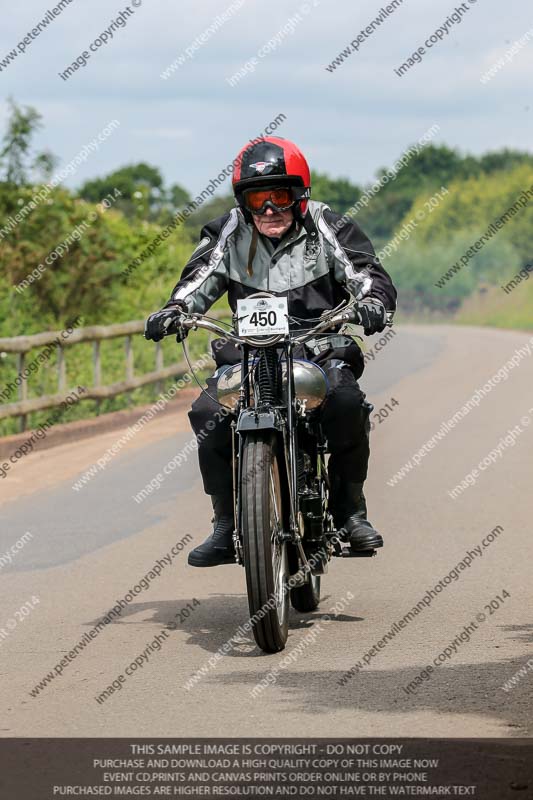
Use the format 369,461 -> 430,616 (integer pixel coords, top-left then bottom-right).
243,187 -> 295,215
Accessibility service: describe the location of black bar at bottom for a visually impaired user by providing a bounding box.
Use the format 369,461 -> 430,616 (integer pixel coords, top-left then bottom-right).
0,738 -> 531,799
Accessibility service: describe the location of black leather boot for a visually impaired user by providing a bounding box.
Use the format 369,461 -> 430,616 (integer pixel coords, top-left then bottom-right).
331,479 -> 383,551
187,494 -> 236,567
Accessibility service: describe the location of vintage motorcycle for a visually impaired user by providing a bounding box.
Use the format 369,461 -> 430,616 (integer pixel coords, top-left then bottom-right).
174,293 -> 380,653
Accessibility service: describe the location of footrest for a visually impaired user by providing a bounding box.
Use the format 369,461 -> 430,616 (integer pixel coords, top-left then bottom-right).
334,544 -> 377,558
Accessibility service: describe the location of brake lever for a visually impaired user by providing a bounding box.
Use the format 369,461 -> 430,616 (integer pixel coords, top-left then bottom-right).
163,316 -> 176,332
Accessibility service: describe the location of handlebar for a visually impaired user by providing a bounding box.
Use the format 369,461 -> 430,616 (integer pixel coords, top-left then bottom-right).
177,302 -> 364,347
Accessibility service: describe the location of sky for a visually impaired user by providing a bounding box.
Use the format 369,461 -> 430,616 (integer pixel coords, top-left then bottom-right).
1,0 -> 532,197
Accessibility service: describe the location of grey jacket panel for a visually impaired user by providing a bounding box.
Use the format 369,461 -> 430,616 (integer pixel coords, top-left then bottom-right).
165,200 -> 397,317
171,209 -> 238,315
226,201 -> 329,293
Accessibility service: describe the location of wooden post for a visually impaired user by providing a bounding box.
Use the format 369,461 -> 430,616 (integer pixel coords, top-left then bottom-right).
93,340 -> 101,416
17,352 -> 27,432
155,341 -> 163,396
125,336 -> 134,406
57,346 -> 66,393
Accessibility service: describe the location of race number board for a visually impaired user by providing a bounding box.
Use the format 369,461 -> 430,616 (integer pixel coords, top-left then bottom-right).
237,296 -> 289,337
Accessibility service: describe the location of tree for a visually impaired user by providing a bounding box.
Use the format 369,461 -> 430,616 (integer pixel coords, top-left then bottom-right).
0,97 -> 55,185
478,148 -> 533,174
78,163 -> 190,222
0,184 -> 193,328
32,150 -> 60,182
311,172 -> 361,214
409,163 -> 533,266
352,144 -> 533,247
169,182 -> 191,209
183,193 -> 235,238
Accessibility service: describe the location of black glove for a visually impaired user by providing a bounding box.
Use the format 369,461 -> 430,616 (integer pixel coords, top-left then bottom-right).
355,298 -> 387,335
144,306 -> 185,342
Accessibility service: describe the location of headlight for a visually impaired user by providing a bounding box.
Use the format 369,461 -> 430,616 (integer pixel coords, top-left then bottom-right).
215,359 -> 328,412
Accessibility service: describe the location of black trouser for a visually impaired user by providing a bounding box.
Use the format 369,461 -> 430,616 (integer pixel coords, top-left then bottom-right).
188,357 -> 372,498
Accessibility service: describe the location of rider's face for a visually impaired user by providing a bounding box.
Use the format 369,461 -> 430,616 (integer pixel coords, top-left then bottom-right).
252,206 -> 294,238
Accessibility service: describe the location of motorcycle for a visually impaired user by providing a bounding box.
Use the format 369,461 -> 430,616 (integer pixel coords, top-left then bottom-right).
170,294 -> 382,653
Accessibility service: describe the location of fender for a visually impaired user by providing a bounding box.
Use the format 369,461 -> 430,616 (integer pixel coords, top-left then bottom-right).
236,409 -> 283,433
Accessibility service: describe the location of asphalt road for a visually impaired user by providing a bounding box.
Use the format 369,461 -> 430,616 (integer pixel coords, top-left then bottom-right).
0,324 -> 532,737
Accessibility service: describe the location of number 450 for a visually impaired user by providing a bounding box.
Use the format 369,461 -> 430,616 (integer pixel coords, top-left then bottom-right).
249,311 -> 277,327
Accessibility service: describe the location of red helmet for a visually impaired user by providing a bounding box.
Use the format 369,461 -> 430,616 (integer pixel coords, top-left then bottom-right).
232,136 -> 311,221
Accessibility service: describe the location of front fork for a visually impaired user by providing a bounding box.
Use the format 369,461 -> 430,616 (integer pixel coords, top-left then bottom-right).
231,419 -> 243,564
230,341 -> 310,571
231,342 -> 251,565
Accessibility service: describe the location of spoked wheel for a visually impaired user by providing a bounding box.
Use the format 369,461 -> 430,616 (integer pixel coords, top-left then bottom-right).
241,432 -> 289,653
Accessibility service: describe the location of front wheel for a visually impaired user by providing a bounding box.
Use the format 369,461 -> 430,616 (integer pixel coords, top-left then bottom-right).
241,432 -> 289,653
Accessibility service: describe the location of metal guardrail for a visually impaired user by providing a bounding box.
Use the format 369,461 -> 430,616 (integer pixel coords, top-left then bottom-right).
0,313 -> 226,431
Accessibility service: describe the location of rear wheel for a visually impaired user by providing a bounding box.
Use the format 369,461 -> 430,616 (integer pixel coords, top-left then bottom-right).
241,432 -> 289,653
290,460 -> 324,613
290,572 -> 321,613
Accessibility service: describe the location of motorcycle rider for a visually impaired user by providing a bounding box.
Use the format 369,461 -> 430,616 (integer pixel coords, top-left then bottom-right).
145,136 -> 397,567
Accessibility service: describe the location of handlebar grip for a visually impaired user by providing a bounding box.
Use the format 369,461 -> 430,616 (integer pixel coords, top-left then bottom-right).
343,307 -> 361,325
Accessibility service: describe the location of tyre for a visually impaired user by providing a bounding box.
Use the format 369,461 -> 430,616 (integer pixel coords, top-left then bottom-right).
290,572 -> 321,613
241,432 -> 289,653
289,489 -> 323,613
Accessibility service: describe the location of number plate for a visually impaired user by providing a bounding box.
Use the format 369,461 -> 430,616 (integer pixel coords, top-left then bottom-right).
237,297 -> 289,337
